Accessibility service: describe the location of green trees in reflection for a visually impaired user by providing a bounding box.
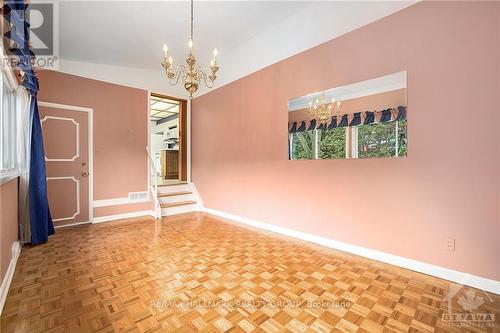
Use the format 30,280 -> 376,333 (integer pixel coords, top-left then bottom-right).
290,120 -> 407,160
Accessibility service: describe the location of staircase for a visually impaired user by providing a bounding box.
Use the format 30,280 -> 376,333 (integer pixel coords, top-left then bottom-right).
147,147 -> 200,219
157,182 -> 200,216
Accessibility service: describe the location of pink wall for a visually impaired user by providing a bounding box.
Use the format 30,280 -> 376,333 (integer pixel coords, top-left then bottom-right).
192,1 -> 500,280
38,71 -> 152,217
0,179 -> 19,285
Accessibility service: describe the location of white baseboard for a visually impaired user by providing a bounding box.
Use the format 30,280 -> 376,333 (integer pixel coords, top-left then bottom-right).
190,182 -> 204,208
92,210 -> 155,224
93,197 -> 150,207
54,220 -> 91,229
202,208 -> 500,295
0,241 -> 22,315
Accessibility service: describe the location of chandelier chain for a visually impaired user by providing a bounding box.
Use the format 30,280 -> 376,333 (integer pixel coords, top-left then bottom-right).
190,0 -> 194,42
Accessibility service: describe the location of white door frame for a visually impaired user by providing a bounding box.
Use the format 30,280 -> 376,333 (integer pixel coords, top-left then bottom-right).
147,90 -> 151,190
187,98 -> 191,182
38,101 -> 94,228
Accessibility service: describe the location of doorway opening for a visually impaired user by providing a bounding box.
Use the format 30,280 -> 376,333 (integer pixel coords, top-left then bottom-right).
149,93 -> 187,184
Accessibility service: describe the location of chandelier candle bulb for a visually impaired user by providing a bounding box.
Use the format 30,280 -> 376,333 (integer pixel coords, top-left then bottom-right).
213,48 -> 218,63
188,39 -> 193,50
163,44 -> 168,58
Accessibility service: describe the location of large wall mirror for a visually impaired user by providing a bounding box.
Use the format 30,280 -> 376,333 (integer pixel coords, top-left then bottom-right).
288,71 -> 407,160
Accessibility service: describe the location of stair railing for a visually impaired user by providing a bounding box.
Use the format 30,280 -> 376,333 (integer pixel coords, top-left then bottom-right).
146,146 -> 161,219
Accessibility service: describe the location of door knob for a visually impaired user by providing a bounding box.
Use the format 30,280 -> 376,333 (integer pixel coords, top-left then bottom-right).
81,172 -> 89,177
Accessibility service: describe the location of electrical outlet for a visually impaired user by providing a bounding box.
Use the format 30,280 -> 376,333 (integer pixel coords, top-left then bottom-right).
446,238 -> 456,252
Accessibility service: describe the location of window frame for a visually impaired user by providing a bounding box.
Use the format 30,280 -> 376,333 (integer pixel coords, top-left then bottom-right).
352,120 -> 407,159
0,67 -> 21,185
290,130 -> 315,160
289,120 -> 407,161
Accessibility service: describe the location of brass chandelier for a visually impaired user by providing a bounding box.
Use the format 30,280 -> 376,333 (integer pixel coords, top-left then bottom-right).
161,0 -> 219,97
308,95 -> 341,124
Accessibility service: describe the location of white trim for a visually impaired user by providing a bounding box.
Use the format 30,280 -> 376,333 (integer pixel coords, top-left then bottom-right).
313,130 -> 319,160
93,197 -> 150,207
1,72 -> 18,173
0,170 -> 20,186
345,127 -> 351,158
187,98 -> 192,182
351,126 -> 359,159
40,116 -> 80,161
38,101 -> 92,113
38,101 -> 94,224
46,176 -> 80,221
0,43 -> 19,91
202,208 -> 500,295
0,241 -> 22,315
92,210 -> 155,224
54,221 -> 90,229
190,182 -> 204,209
147,90 -> 151,190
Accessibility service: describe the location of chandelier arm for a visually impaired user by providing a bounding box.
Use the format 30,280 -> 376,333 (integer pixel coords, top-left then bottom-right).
196,68 -> 214,89
177,64 -> 188,73
168,66 -> 188,86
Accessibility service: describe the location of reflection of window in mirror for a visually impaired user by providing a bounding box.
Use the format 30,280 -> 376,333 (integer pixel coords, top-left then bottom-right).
288,71 -> 407,160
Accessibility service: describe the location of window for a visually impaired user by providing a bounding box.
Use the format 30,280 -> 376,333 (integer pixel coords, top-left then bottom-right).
319,127 -> 346,159
290,130 -> 314,160
0,72 -> 17,173
290,128 -> 347,160
289,120 -> 407,160
356,120 -> 407,158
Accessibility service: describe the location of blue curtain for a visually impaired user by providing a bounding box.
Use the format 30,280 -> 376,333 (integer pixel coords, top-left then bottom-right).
28,98 -> 54,244
4,1 -> 54,244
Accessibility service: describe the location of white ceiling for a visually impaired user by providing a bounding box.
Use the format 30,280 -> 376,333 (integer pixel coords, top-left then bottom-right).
58,1 -> 417,97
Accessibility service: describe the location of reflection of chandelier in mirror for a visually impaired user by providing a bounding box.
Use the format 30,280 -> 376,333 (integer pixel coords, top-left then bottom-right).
308,95 -> 341,124
160,0 -> 219,97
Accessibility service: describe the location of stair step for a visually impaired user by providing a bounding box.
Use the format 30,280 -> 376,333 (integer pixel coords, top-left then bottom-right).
158,191 -> 192,197
160,200 -> 197,208
158,181 -> 188,187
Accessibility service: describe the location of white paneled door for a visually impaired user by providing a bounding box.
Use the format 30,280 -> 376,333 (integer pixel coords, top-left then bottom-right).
39,104 -> 90,227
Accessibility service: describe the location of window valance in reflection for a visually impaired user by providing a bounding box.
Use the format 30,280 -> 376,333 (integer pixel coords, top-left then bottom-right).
288,106 -> 406,133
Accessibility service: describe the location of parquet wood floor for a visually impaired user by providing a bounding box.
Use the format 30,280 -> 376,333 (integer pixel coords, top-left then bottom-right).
1,212 -> 498,333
